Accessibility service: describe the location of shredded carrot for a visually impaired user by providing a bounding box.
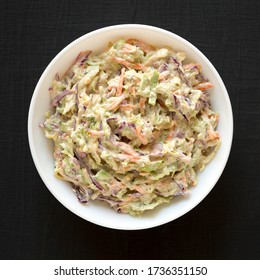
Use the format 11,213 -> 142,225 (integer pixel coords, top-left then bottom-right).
136,125 -> 148,145
120,104 -> 136,110
135,185 -> 146,194
126,39 -> 153,53
181,176 -> 187,184
139,97 -> 146,115
166,132 -> 173,142
196,82 -> 214,91
112,57 -> 146,71
207,130 -> 220,140
132,86 -> 136,96
162,121 -> 175,141
139,173 -> 149,177
139,97 -> 146,108
128,156 -> 140,162
88,130 -> 105,137
136,125 -> 141,135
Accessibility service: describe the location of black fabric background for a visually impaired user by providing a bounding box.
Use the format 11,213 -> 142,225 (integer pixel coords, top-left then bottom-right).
1,0 -> 259,259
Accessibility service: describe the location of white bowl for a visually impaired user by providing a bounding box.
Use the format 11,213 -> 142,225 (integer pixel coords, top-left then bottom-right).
28,24 -> 233,230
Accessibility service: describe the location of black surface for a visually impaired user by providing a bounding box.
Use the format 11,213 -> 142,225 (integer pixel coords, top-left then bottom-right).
1,0 -> 259,260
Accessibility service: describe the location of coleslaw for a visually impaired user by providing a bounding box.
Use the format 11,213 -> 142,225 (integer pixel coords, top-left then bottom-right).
41,38 -> 221,216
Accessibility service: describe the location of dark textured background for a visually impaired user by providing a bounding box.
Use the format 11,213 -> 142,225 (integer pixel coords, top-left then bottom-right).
1,0 -> 259,259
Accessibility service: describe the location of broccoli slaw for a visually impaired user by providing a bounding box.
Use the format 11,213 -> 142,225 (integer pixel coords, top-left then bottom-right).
41,38 -> 221,216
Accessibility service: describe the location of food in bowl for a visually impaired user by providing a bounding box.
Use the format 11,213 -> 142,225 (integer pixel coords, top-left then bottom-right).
40,38 -> 221,216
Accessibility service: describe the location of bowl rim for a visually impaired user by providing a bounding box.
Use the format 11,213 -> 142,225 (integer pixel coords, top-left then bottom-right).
28,24 -> 233,230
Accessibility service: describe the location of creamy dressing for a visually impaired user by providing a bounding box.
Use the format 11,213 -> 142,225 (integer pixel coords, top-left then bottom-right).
41,39 -> 220,215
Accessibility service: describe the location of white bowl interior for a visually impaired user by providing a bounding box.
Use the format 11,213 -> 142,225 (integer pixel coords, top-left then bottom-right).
28,24 -> 233,230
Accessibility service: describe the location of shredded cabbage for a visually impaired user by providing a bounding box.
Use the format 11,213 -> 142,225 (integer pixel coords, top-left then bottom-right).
41,38 -> 221,216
